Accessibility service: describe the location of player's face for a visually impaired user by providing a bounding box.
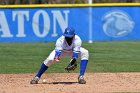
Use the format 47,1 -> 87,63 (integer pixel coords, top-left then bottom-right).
65,36 -> 74,46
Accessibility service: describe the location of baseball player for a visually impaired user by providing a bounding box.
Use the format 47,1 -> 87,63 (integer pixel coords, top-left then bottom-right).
30,27 -> 89,84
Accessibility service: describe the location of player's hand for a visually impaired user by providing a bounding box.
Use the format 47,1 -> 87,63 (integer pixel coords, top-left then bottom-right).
65,58 -> 77,72
54,57 -> 60,62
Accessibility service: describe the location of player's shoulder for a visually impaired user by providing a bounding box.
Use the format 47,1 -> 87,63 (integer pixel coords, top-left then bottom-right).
74,35 -> 82,41
58,36 -> 65,40
56,36 -> 65,43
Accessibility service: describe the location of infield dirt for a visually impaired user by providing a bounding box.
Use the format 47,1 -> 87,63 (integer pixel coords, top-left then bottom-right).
0,73 -> 140,93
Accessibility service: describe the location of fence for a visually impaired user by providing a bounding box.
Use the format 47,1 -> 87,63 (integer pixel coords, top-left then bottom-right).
0,3 -> 140,42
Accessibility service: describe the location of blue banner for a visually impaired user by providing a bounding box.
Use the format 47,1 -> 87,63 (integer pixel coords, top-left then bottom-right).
0,6 -> 140,42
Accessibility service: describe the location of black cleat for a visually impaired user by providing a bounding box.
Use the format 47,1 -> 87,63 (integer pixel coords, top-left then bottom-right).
30,77 -> 39,84
78,76 -> 86,84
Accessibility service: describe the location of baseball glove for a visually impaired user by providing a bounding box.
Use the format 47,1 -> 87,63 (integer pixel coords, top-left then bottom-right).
65,58 -> 77,72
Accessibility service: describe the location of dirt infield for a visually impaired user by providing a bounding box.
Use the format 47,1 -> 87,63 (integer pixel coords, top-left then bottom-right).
0,73 -> 140,93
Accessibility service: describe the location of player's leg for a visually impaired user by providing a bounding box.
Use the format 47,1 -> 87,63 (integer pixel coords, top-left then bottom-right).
30,50 -> 56,84
78,47 -> 89,84
30,50 -> 68,84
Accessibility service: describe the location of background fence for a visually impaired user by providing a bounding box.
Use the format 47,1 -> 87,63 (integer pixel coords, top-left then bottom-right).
0,4 -> 140,42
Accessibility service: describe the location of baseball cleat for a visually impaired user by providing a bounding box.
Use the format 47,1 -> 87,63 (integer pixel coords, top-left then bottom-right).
78,75 -> 86,84
30,77 -> 39,84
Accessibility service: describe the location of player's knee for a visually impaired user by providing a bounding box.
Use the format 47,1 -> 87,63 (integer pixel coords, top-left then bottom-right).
81,49 -> 89,60
85,49 -> 89,58
44,59 -> 54,67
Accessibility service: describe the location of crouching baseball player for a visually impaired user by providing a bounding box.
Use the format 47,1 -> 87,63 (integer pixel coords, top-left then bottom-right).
30,27 -> 89,84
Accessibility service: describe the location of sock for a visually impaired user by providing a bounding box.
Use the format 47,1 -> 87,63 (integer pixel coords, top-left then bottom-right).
36,63 -> 48,78
80,60 -> 88,76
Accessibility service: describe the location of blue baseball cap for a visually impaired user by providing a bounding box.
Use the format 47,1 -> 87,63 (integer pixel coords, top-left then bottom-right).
63,27 -> 75,37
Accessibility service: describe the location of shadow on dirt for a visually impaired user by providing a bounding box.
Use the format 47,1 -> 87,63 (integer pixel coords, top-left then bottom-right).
46,82 -> 78,84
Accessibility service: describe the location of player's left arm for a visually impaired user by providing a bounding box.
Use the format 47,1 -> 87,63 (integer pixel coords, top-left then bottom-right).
72,37 -> 82,59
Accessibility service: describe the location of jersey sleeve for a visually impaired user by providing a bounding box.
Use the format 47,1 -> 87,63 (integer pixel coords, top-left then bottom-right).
54,38 -> 63,58
72,37 -> 82,59
73,37 -> 82,52
55,38 -> 63,51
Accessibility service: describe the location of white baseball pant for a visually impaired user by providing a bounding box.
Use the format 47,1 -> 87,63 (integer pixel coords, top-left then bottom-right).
44,47 -> 89,67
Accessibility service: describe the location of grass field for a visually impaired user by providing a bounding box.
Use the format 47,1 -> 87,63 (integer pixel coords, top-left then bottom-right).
0,41 -> 140,73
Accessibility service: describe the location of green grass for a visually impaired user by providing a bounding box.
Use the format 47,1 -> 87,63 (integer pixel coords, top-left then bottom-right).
0,41 -> 140,73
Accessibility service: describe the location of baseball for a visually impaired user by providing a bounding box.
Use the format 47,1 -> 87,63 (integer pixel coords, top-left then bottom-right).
42,79 -> 47,84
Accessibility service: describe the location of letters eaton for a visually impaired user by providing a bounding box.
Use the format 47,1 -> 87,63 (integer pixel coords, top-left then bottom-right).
0,10 -> 69,38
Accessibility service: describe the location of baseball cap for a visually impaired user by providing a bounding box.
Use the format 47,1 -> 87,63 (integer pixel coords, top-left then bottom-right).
63,27 -> 75,37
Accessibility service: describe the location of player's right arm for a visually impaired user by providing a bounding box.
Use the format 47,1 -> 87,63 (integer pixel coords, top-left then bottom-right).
54,37 -> 63,62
